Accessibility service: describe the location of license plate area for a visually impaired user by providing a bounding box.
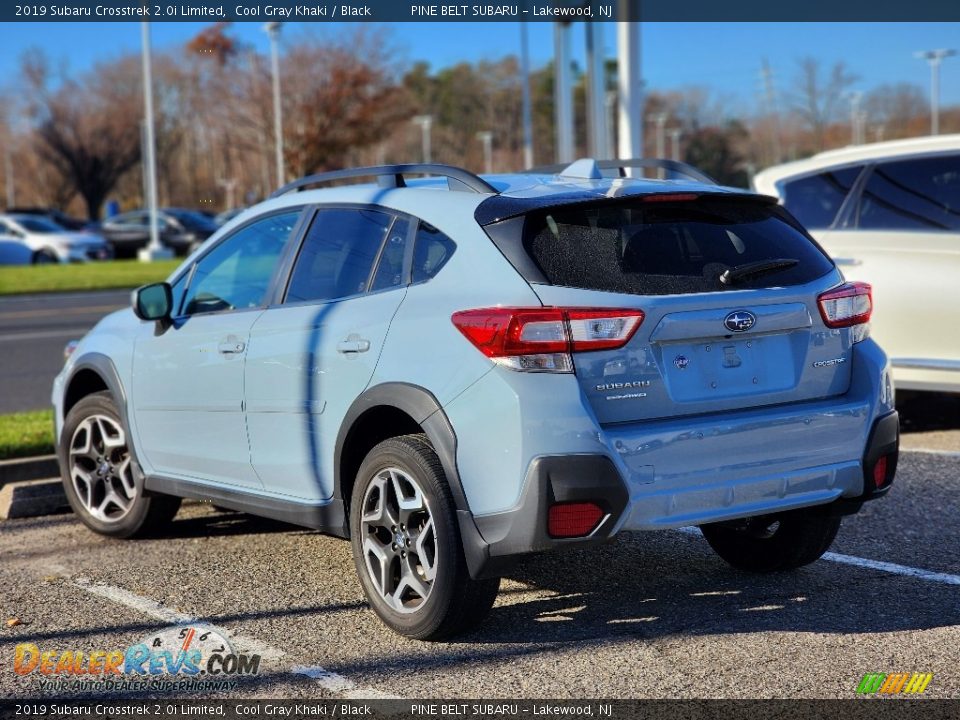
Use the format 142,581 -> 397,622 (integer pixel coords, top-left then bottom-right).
661,335 -> 797,402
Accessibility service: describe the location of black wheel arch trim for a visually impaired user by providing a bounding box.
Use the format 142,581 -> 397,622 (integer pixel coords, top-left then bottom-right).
335,381 -> 495,577
63,353 -> 129,435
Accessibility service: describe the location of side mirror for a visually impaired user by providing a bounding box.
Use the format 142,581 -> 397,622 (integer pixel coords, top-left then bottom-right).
132,282 -> 173,321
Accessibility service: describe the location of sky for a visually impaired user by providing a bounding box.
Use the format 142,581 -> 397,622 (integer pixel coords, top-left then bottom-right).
0,21 -> 957,111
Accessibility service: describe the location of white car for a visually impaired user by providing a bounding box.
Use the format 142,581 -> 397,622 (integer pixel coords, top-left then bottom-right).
754,135 -> 960,394
0,213 -> 112,264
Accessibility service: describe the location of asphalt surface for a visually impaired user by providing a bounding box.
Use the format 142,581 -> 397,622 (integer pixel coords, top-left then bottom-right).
0,290 -> 128,413
1,442 -> 958,700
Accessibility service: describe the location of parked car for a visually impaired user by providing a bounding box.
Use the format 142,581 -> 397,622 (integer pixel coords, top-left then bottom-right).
754,135 -> 960,394
0,238 -> 34,265
214,207 -> 246,227
0,213 -> 111,263
97,208 -> 218,258
54,160 -> 898,640
6,206 -> 93,232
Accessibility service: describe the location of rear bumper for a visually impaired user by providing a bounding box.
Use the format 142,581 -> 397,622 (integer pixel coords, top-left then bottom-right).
458,339 -> 897,579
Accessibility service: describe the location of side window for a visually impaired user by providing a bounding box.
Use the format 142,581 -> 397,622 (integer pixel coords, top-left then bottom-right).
411,222 -> 456,283
181,211 -> 299,316
857,155 -> 960,231
370,217 -> 410,292
285,208 -> 392,304
780,166 -> 863,229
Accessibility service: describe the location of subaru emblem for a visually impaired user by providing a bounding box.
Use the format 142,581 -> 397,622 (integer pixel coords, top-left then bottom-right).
724,310 -> 756,333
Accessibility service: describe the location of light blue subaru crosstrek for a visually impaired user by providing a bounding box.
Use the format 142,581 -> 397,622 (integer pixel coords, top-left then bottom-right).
52,159 -> 899,640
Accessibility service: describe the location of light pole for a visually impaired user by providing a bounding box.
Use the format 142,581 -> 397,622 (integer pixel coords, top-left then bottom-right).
553,22 -> 574,163
668,127 -> 681,162
520,21 -> 534,169
265,22 -> 285,186
476,131 -> 494,174
412,115 -> 433,163
4,144 -> 13,208
848,91 -> 863,144
138,21 -> 170,261
647,113 -> 667,176
617,17 -> 643,172
915,49 -> 956,136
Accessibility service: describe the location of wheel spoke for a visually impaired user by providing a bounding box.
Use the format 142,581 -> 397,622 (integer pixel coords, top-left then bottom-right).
70,421 -> 98,462
363,536 -> 392,597
390,469 -> 424,525
399,556 -> 431,601
115,457 -> 137,499
413,517 -> 437,581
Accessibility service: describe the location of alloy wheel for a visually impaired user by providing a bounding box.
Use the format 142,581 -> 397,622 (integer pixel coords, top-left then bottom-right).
69,414 -> 137,522
359,467 -> 437,613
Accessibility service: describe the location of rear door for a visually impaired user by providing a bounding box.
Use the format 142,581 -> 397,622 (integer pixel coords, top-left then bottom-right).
244,207 -> 412,501
813,154 -> 960,373
488,194 -> 849,424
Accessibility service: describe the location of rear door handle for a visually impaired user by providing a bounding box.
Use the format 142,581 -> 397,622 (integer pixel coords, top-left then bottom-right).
337,334 -> 371,354
218,336 -> 246,355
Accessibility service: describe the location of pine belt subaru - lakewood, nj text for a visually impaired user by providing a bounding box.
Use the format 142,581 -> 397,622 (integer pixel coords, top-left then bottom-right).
52,159 -> 899,639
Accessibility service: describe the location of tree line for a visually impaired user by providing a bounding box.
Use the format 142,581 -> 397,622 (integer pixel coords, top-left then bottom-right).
0,23 -> 952,220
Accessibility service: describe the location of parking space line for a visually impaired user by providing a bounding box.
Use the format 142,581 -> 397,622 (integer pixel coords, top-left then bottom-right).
900,447 -> 960,459
43,564 -> 395,697
675,528 -> 960,586
821,553 -> 960,586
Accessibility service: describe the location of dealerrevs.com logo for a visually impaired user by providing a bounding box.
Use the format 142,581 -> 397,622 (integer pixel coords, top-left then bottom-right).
13,625 -> 260,693
856,673 -> 933,696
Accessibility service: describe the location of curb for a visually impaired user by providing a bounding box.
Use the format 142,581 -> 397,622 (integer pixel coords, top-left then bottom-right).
0,455 -> 60,489
0,478 -> 69,520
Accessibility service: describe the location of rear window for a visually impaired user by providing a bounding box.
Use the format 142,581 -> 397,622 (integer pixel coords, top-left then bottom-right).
486,195 -> 834,295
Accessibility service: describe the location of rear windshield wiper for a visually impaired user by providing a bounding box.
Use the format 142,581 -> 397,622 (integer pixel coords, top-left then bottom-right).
720,258 -> 799,286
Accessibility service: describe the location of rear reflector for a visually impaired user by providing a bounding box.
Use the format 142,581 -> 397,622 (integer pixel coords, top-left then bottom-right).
817,282 -> 872,329
451,307 -> 644,372
873,454 -> 889,488
548,502 -> 604,538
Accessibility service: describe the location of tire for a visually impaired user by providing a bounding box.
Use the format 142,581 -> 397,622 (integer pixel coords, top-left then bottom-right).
700,507 -> 841,572
32,249 -> 58,264
59,391 -> 181,539
350,434 -> 500,640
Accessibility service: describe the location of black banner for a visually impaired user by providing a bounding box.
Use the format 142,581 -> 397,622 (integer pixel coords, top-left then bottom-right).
3,0 -> 960,22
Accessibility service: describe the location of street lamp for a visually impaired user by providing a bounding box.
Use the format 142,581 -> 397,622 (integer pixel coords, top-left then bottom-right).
646,113 -> 667,177
412,115 -> 433,163
138,21 -> 171,261
668,127 -> 681,162
848,91 -> 863,145
915,49 -> 956,136
476,131 -> 493,174
264,22 -> 285,186
4,144 -> 13,208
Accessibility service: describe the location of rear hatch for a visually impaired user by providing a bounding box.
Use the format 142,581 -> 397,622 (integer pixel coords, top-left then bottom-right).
483,193 -> 851,424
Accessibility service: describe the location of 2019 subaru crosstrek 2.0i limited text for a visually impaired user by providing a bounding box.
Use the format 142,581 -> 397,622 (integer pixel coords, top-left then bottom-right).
53,160 -> 899,640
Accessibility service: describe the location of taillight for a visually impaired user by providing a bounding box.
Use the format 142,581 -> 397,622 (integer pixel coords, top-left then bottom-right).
548,502 -> 604,538
451,307 -> 644,373
817,282 -> 872,341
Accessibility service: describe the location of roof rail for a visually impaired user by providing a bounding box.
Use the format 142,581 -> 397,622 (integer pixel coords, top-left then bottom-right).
269,163 -> 498,199
526,158 -> 717,185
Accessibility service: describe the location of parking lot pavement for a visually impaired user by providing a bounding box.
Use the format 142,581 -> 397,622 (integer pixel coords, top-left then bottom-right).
0,290 -> 128,414
1,447 -> 958,700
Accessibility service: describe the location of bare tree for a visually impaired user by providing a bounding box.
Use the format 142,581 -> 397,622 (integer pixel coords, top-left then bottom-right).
23,52 -> 142,219
791,57 -> 858,151
865,83 -> 926,139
